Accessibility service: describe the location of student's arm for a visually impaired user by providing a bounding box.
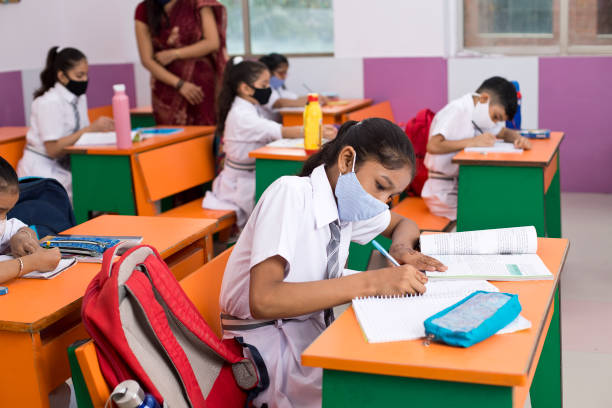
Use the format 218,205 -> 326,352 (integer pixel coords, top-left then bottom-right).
0,248 -> 61,284
134,20 -> 203,105
380,212 -> 447,272
10,227 -> 40,257
426,133 -> 496,154
249,255 -> 427,319
43,117 -> 114,158
498,128 -> 532,149
280,124 -> 338,140
272,96 -> 308,109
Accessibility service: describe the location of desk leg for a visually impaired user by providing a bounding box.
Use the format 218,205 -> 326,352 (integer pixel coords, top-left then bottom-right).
530,285 -> 563,407
71,154 -> 137,224
0,331 -> 50,408
545,168 -> 562,238
254,159 -> 304,202
322,369 -> 513,407
457,165 -> 546,236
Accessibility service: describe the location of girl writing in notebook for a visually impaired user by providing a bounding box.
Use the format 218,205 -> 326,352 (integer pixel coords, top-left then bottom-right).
17,46 -> 115,199
218,118 -> 446,407
0,157 -> 61,285
202,57 -> 337,228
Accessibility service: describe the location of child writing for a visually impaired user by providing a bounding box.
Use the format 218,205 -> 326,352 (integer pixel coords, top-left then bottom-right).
202,57 -> 338,228
0,157 -> 61,285
17,46 -> 114,200
218,118 -> 446,407
421,76 -> 532,220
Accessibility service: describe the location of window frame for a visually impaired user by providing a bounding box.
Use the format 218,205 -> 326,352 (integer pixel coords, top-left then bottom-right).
229,0 -> 334,57
460,0 -> 612,55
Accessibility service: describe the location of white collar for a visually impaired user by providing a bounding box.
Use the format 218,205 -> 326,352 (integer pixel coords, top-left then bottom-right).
234,96 -> 256,109
310,164 -> 339,229
53,82 -> 79,104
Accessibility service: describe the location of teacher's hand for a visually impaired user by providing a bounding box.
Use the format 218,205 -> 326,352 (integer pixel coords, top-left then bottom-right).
179,82 -> 204,105
155,49 -> 178,66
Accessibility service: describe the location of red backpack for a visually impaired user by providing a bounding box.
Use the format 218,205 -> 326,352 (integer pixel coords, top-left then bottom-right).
81,244 -> 266,407
404,108 -> 435,196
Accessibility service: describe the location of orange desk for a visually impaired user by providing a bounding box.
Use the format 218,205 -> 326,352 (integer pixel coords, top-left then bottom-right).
452,132 -> 564,238
303,238 -> 568,408
66,126 -> 215,224
279,98 -> 373,126
0,126 -> 27,169
0,215 -> 217,408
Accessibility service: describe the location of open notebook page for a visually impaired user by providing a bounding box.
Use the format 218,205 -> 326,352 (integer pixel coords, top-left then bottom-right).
0,255 -> 76,279
464,142 -> 523,153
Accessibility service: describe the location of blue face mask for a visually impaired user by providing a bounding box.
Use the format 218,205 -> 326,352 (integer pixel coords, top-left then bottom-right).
269,75 -> 285,90
334,154 -> 389,223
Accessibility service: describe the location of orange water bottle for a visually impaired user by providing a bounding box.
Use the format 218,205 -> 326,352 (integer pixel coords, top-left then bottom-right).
303,93 -> 322,154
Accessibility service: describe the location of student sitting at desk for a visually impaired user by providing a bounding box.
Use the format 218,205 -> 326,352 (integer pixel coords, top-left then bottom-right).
422,76 -> 532,220
218,118 -> 446,408
17,47 -> 114,199
0,157 -> 61,285
202,57 -> 337,228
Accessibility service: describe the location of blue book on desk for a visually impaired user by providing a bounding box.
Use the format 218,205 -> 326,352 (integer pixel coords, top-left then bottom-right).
138,128 -> 184,136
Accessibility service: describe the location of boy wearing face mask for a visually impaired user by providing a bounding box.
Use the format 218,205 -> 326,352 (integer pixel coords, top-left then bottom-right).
421,76 -> 532,220
17,46 -> 115,200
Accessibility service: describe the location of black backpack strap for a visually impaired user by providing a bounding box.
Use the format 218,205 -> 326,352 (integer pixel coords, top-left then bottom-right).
234,336 -> 270,408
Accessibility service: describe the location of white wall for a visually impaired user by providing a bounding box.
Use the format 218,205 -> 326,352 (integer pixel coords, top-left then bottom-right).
333,0 -> 447,58
285,57 -> 364,99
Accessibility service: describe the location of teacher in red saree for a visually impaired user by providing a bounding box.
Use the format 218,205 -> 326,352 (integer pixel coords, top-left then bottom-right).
135,0 -> 227,125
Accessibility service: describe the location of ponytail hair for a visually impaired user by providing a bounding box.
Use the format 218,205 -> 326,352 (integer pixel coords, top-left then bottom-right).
299,118 -> 416,179
215,57 -> 268,139
34,46 -> 86,99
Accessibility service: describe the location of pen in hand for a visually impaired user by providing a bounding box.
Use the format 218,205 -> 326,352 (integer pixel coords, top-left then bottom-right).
472,120 -> 484,135
371,239 -> 401,267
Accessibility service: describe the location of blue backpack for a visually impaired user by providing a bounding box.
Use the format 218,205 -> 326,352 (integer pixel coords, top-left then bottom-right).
8,177 -> 76,238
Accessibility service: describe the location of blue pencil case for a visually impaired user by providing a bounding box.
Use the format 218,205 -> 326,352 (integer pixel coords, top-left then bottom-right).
519,129 -> 550,139
424,291 -> 521,348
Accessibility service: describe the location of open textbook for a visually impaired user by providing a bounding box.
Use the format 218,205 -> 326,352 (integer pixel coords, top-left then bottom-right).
464,141 -> 523,154
352,280 -> 531,343
421,226 -> 553,281
0,255 -> 76,279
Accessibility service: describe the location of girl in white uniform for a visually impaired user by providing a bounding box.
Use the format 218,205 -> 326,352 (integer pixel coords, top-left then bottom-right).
202,57 -> 337,228
218,118 -> 447,407
17,47 -> 114,199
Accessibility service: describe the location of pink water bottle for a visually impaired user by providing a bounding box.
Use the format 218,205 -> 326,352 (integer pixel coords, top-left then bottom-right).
113,84 -> 132,149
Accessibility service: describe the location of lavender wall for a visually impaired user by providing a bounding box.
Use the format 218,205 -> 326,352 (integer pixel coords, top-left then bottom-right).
0,71 -> 26,126
539,57 -> 612,193
363,57 -> 447,123
86,64 -> 137,108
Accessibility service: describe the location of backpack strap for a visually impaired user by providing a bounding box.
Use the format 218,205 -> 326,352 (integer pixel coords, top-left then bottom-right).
234,336 -> 270,407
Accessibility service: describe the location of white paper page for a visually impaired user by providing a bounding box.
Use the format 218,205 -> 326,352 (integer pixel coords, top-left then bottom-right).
352,280 -> 499,343
420,226 -> 537,256
426,253 -> 552,281
76,131 -> 138,146
497,314 -> 531,334
0,255 -> 77,279
267,138 -> 305,148
464,142 -> 523,153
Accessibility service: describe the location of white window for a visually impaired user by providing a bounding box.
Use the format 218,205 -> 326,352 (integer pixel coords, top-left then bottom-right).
219,0 -> 334,56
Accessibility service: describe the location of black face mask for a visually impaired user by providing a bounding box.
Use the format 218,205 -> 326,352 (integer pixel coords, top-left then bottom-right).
250,85 -> 272,105
63,73 -> 88,97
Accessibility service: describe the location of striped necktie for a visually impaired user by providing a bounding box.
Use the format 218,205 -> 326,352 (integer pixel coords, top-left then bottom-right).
324,220 -> 341,326
70,99 -> 80,133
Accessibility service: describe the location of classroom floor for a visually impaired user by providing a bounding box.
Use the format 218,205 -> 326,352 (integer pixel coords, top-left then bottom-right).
364,192 -> 612,408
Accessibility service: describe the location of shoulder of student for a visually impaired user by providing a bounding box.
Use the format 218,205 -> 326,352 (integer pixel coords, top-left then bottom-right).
259,175 -> 311,212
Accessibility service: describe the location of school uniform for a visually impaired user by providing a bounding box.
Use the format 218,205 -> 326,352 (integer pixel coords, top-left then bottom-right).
0,218 -> 28,255
261,86 -> 299,123
421,93 -> 504,220
219,164 -> 391,407
17,82 -> 90,199
202,97 -> 282,227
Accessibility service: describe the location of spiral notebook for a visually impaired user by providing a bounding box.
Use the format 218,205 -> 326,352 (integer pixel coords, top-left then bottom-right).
352,280 -> 530,343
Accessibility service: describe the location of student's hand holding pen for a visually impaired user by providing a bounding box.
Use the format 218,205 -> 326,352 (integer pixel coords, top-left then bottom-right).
366,264 -> 428,296
470,132 -> 496,147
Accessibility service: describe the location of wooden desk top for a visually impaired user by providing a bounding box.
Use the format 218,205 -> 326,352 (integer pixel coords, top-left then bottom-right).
249,146 -> 309,161
279,99 -> 373,117
130,105 -> 153,115
452,132 -> 564,167
302,237 -> 569,387
0,126 -> 28,143
0,215 -> 217,333
65,126 -> 215,156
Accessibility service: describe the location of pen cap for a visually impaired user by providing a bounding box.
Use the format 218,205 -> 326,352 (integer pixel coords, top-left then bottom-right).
113,84 -> 126,93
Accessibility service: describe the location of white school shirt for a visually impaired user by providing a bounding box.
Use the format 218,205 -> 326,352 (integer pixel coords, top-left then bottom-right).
0,218 -> 28,254
262,86 -> 299,122
424,93 -> 504,177
219,164 -> 390,407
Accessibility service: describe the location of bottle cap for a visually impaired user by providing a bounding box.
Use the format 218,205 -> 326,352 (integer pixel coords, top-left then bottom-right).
517,91 -> 522,99
0,286 -> 8,295
307,93 -> 319,102
111,380 -> 145,408
113,84 -> 126,93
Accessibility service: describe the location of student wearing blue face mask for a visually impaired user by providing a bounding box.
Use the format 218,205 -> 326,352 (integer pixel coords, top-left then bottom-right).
422,76 -> 532,220
217,118 -> 446,407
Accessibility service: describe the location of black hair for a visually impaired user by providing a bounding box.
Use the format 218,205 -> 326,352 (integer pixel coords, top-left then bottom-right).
145,0 -> 169,37
33,46 -> 87,99
0,157 -> 19,193
475,76 -> 518,120
258,53 -> 289,74
299,118 -> 416,181
215,57 -> 268,138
